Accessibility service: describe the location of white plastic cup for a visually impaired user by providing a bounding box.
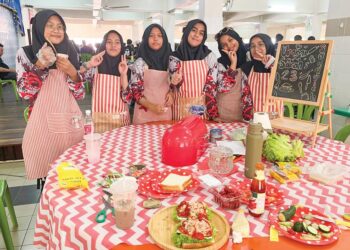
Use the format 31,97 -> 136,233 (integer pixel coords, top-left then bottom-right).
56,53 -> 68,59
84,133 -> 101,164
109,177 -> 138,229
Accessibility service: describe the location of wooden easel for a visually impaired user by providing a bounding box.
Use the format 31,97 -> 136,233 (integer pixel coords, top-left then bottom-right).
265,41 -> 333,147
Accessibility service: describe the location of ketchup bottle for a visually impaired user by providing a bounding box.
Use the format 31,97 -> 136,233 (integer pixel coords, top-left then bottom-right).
248,162 -> 266,217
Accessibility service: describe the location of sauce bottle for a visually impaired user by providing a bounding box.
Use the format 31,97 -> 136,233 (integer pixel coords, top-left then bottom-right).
248,163 -> 266,217
244,122 -> 263,179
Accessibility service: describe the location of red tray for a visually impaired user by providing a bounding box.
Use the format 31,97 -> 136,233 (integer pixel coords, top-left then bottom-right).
232,180 -> 284,208
137,169 -> 199,199
269,205 -> 340,245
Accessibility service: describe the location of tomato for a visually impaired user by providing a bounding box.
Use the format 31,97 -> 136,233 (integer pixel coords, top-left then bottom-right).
193,231 -> 204,240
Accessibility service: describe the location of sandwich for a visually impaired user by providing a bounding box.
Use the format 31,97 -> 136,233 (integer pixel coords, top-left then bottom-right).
160,173 -> 192,192
175,201 -> 210,221
172,217 -> 215,248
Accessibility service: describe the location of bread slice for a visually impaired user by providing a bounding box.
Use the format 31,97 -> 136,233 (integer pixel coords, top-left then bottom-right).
160,173 -> 192,191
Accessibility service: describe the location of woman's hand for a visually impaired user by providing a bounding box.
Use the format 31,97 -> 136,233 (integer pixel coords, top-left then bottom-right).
252,50 -> 266,61
222,49 -> 237,70
150,103 -> 167,115
171,72 -> 182,85
37,42 -> 56,68
165,91 -> 174,107
56,57 -> 78,80
87,50 -> 105,68
118,55 -> 128,76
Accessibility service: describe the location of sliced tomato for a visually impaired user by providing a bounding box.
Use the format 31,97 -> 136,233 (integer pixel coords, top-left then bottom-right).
192,231 -> 205,240
177,201 -> 190,217
178,225 -> 188,235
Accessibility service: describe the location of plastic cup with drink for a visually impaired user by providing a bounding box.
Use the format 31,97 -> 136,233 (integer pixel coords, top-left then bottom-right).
84,133 -> 101,164
109,177 -> 138,229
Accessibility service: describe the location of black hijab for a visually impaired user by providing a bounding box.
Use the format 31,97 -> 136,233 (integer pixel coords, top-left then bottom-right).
172,19 -> 211,61
241,33 -> 275,76
96,30 -> 125,76
137,24 -> 172,71
216,28 -> 247,69
22,9 -> 80,70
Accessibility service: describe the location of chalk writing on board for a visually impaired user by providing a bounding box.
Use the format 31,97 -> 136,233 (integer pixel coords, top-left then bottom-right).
272,43 -> 328,102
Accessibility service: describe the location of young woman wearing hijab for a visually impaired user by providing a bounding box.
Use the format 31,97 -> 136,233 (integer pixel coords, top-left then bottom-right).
129,23 -> 172,124
169,19 -> 218,120
16,10 -> 87,180
82,30 -> 131,133
241,33 -> 277,113
215,27 -> 253,122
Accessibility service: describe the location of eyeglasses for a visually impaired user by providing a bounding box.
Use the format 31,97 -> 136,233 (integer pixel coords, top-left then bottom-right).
215,27 -> 234,41
45,23 -> 65,33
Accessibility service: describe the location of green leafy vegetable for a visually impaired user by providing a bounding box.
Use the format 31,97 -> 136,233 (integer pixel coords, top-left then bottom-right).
263,133 -> 305,162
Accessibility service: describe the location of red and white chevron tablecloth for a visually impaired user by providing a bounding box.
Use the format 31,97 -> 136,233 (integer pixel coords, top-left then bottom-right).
33,122 -> 350,250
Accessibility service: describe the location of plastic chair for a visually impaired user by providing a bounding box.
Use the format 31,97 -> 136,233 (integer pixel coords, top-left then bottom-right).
0,79 -> 19,102
80,53 -> 92,63
0,179 -> 18,250
284,103 -> 321,121
334,125 -> 350,142
23,106 -> 29,123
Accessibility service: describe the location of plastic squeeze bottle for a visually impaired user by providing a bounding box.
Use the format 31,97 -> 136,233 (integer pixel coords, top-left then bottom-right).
244,122 -> 264,179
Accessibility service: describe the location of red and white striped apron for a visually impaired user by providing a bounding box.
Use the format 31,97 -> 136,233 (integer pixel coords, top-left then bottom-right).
248,68 -> 281,113
173,60 -> 208,120
22,70 -> 84,179
133,69 -> 172,124
92,73 -> 130,133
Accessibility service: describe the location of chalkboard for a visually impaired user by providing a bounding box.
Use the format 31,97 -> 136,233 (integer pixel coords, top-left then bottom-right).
269,41 -> 333,106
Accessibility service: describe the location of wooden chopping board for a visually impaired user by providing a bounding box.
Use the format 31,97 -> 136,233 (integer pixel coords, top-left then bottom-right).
148,205 -> 230,250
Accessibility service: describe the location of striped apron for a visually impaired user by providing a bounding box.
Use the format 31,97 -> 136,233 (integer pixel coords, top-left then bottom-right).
22,70 -> 84,179
173,60 -> 208,121
92,73 -> 130,133
133,69 -> 172,124
248,68 -> 281,113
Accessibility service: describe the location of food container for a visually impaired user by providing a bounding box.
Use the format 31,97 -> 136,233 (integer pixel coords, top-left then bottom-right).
210,128 -> 223,143
210,185 -> 242,209
208,146 -> 234,175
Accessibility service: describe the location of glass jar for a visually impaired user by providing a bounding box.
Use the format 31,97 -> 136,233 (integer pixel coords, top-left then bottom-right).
208,146 -> 234,175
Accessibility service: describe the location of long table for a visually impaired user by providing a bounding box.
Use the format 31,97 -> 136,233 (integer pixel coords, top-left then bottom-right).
33,122 -> 350,250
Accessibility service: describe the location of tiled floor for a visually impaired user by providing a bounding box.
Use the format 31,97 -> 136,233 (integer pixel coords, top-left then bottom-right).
0,161 -> 39,250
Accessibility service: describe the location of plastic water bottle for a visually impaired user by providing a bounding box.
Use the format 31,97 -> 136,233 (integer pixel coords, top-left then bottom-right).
84,110 -> 93,135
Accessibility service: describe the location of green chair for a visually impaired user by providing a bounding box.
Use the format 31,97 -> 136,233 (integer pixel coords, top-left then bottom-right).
24,106 -> 29,123
0,180 -> 18,250
80,53 -> 92,63
284,103 -> 322,121
0,79 -> 19,102
84,81 -> 91,95
334,125 -> 350,142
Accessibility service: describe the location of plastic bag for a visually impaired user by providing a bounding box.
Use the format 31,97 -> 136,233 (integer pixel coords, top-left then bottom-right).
56,162 -> 89,189
304,162 -> 348,185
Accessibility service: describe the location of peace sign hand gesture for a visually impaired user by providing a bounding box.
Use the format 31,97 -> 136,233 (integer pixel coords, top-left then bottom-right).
118,55 -> 128,76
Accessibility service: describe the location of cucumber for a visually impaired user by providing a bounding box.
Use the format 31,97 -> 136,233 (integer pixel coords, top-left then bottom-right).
292,222 -> 304,232
302,222 -> 309,232
279,221 -> 293,228
322,232 -> 334,238
319,224 -> 331,233
307,226 -> 318,235
278,205 -> 297,222
311,223 -> 319,230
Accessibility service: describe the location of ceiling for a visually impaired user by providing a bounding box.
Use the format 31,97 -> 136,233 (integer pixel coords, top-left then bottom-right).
21,0 -> 329,28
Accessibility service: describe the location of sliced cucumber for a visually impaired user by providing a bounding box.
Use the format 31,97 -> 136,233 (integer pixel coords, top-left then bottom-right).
319,224 -> 331,233
307,226 -> 318,235
311,223 -> 319,230
303,219 -> 312,226
302,222 -> 309,232
279,221 -> 293,228
322,232 -> 334,238
293,222 -> 304,232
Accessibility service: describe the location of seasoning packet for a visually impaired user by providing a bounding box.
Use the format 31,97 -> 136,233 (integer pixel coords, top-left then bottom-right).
56,162 -> 89,189
128,164 -> 147,178
99,171 -> 123,188
270,162 -> 302,184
